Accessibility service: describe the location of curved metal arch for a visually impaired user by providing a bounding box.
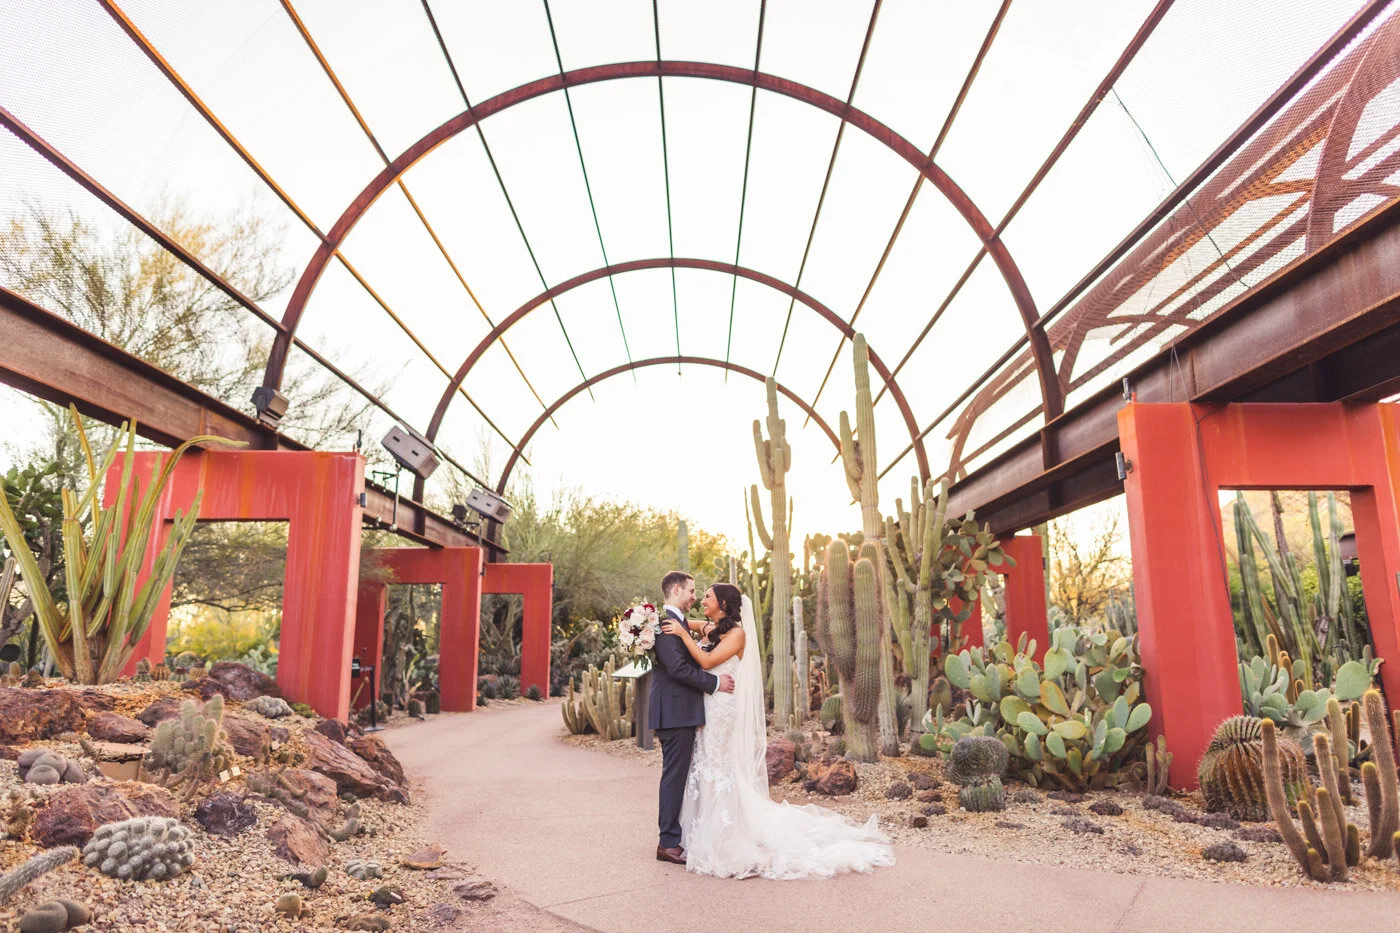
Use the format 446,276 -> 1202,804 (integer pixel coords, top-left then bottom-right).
264,60 -> 1062,425
424,258 -> 931,483
493,356 -> 840,495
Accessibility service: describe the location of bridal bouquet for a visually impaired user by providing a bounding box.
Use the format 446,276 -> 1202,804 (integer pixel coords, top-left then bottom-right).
617,601 -> 661,669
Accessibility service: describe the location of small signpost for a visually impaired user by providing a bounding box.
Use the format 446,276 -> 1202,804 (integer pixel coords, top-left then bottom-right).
611,659 -> 653,750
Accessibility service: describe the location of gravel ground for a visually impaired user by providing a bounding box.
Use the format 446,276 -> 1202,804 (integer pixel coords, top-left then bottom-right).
0,681 -> 580,931
564,715 -> 1400,894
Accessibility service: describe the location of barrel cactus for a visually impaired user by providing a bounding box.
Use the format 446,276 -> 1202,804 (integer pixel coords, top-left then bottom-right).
820,695 -> 843,733
949,735 -> 1008,812
1200,715 -> 1307,822
81,817 -> 195,881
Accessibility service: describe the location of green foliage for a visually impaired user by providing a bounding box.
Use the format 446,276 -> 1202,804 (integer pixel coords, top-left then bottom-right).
929,626 -> 1151,792
0,459 -> 66,650
1238,652 -> 1381,741
0,408 -> 242,683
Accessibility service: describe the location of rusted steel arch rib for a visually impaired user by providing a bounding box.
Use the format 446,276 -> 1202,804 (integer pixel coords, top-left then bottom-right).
494,357 -> 839,495
422,258 -> 930,483
265,60 -> 1061,423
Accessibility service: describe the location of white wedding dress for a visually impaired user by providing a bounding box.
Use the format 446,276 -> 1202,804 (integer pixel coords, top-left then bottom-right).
678,598 -> 895,880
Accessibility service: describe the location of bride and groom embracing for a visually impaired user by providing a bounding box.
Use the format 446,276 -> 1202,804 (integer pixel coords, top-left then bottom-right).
650,570 -> 895,880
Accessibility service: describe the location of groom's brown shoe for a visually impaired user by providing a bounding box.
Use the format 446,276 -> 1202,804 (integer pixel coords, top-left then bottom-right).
656,845 -> 686,865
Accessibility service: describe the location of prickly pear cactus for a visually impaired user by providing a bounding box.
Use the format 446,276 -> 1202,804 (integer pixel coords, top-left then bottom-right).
81,817 -> 195,881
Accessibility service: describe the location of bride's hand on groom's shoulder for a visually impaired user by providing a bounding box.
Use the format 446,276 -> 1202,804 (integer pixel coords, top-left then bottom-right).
660,619 -> 688,638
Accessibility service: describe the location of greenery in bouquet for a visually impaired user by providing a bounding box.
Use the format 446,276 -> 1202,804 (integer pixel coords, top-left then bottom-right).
617,601 -> 661,670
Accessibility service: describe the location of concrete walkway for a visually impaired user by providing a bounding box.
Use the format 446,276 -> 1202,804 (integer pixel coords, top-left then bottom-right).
386,702 -> 1397,932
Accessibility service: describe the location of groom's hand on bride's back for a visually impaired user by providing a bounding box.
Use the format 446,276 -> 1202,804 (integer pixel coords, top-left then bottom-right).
718,674 -> 735,694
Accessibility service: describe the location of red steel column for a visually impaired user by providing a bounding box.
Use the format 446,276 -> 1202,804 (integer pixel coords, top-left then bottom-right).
1002,536 -> 1048,660
1119,403 -> 1241,790
483,563 -> 554,698
438,547 -> 484,712
1347,405 -> 1400,704
352,582 -> 387,710
105,450 -> 365,721
271,453 -> 365,723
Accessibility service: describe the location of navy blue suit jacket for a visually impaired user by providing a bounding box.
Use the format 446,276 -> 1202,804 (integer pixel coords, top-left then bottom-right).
647,612 -> 717,730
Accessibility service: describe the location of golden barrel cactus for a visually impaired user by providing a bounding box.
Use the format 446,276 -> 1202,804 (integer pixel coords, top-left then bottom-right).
1198,715 -> 1307,822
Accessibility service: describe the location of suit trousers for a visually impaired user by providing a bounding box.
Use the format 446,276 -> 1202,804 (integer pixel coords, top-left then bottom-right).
655,725 -> 696,848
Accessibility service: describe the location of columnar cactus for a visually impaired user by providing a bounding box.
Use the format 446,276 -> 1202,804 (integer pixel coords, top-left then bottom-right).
578,659 -> 633,741
0,846 -> 76,903
677,520 -> 690,572
792,604 -> 808,728
886,477 -> 1013,731
82,817 -> 194,881
839,336 -> 899,755
1260,718 -> 1358,882
753,376 -> 793,727
817,541 -> 877,761
1362,689 -> 1399,857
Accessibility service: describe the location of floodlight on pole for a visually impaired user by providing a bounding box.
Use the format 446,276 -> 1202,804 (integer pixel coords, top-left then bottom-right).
381,424 -> 439,481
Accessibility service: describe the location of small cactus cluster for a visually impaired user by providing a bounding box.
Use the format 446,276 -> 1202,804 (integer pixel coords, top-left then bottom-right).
406,698 -> 424,718
132,658 -> 152,682
275,892 -> 310,918
2,789 -> 36,840
149,663 -> 170,681
948,736 -> 1008,812
424,691 -> 441,715
1198,716 -> 1306,822
327,803 -> 363,842
18,749 -> 85,785
819,695 -> 843,733
20,669 -> 43,689
17,899 -> 90,932
244,696 -> 292,719
1,660 -> 22,685
142,696 -> 234,794
81,817 -> 194,881
345,858 -> 383,880
0,847 -> 77,903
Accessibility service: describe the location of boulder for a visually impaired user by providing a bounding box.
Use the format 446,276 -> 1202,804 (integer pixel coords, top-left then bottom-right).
182,662 -> 280,702
86,712 -> 149,744
347,734 -> 407,789
303,731 -> 409,804
312,719 -> 346,745
221,710 -> 289,758
454,880 -> 497,902
268,813 -> 330,866
802,756 -> 858,796
34,782 -> 179,847
276,769 -> 339,819
135,696 -> 186,727
0,689 -> 88,744
765,739 -> 797,785
72,691 -> 116,713
194,793 -> 257,837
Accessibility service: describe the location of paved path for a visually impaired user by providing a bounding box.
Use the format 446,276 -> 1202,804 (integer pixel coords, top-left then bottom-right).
386,703 -> 1397,932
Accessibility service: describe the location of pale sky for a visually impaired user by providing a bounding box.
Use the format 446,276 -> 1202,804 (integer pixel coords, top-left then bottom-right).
0,0 -> 1378,548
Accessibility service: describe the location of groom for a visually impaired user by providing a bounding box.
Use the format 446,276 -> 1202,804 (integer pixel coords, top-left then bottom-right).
651,570 -> 735,865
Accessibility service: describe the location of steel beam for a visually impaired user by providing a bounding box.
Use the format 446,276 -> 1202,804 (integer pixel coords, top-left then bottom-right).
948,197 -> 1400,532
0,286 -> 502,555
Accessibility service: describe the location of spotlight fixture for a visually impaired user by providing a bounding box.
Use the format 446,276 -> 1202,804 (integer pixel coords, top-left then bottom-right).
381,424 -> 439,481
251,386 -> 289,428
464,486 -> 513,524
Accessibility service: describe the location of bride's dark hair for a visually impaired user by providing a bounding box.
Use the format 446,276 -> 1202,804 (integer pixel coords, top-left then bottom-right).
703,583 -> 745,650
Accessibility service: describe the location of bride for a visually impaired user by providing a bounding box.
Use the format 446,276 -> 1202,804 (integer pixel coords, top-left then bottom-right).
659,582 -> 895,880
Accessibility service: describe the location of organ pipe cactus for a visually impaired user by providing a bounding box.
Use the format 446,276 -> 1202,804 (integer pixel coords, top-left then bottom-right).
753,377 -> 794,727
676,520 -> 690,572
0,407 -> 241,684
1260,718 -> 1360,882
576,659 -> 634,741
885,477 -> 1013,732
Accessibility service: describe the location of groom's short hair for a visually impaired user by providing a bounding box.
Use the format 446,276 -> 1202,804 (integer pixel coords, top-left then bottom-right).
661,571 -> 694,598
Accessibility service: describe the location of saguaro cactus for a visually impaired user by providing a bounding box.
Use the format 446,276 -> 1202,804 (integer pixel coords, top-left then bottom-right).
792,600 -> 809,728
753,377 -> 793,727
677,520 -> 690,572
839,335 -> 899,754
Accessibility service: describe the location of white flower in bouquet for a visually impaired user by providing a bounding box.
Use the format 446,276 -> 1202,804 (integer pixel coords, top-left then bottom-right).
617,600 -> 661,669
